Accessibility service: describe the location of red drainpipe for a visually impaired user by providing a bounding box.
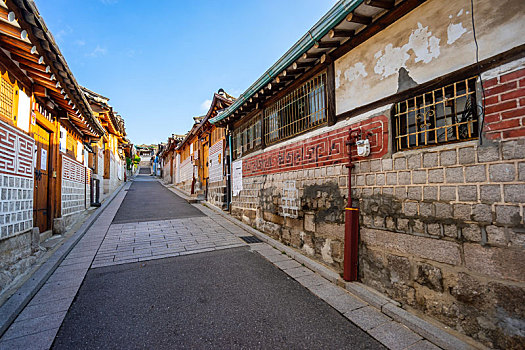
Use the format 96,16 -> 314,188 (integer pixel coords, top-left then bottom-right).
344,129 -> 362,282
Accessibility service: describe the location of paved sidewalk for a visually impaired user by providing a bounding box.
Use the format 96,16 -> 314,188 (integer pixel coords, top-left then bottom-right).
91,217 -> 246,268
0,183 -> 129,350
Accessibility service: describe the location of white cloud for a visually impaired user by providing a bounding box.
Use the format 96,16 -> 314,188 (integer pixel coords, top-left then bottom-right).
74,40 -> 86,46
87,45 -> 107,58
100,0 -> 118,4
200,99 -> 212,111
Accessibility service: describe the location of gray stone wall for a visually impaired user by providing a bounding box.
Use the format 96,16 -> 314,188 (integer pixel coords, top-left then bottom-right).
354,139 -> 524,349
207,180 -> 227,209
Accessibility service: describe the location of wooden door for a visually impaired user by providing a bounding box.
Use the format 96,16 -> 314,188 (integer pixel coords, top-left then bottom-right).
33,123 -> 51,233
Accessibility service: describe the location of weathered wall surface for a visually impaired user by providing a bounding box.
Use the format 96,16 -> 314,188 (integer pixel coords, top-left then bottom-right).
335,0 -> 525,115
232,58 -> 525,348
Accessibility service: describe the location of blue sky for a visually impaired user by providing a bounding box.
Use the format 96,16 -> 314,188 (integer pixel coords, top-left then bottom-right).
35,0 -> 337,145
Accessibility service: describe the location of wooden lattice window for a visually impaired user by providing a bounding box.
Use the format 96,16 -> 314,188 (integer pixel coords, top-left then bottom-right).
66,132 -> 77,158
0,76 -> 15,122
264,71 -> 327,145
393,77 -> 479,151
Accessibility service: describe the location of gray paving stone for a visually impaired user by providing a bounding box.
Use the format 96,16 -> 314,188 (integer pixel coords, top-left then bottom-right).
2,311 -> 66,340
271,259 -> 302,271
406,340 -> 442,350
368,321 -> 423,350
17,297 -> 74,322
307,281 -> 347,300
284,266 -> 314,279
264,253 -> 292,263
0,328 -> 58,350
323,292 -> 367,314
344,306 -> 392,331
295,273 -> 327,288
31,286 -> 79,305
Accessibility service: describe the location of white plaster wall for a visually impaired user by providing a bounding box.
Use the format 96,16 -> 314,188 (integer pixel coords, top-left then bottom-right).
335,0 -> 525,115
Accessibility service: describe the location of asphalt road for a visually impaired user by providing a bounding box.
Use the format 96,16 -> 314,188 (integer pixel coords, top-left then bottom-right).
52,176 -> 385,349
112,179 -> 204,224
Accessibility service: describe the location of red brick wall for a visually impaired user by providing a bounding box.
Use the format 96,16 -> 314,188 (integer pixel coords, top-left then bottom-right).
243,115 -> 388,177
483,67 -> 525,140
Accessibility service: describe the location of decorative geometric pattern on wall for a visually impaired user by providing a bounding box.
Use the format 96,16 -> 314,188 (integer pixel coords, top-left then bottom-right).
62,155 -> 86,184
209,139 -> 223,183
243,115 -> 388,177
0,120 -> 35,179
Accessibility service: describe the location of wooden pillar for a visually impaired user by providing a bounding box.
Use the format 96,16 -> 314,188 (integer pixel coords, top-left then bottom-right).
326,60 -> 337,126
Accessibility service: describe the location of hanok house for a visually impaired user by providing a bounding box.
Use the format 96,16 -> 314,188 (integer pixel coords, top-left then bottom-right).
82,87 -> 128,203
210,0 -> 525,348
158,134 -> 184,184
174,89 -> 235,202
0,0 -> 105,293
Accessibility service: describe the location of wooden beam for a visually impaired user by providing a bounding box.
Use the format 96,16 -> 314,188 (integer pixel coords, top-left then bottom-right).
292,61 -> 310,70
0,18 -> 21,37
0,32 -> 33,51
302,51 -> 323,60
329,29 -> 355,38
365,0 -> 395,9
4,45 -> 40,63
346,12 -> 372,25
0,47 -> 32,90
314,41 -> 340,49
334,0 -> 425,60
275,75 -> 294,84
287,67 -> 306,76
33,84 -> 47,98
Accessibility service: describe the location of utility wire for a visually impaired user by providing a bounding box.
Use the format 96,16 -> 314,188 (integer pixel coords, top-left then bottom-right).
471,0 -> 486,145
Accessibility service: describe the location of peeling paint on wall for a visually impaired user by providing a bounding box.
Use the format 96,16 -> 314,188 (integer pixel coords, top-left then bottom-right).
344,62 -> 368,82
447,22 -> 467,45
335,0 -> 525,115
374,22 -> 441,80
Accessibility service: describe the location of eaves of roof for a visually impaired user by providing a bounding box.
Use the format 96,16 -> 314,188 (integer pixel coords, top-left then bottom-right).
209,0 -> 364,124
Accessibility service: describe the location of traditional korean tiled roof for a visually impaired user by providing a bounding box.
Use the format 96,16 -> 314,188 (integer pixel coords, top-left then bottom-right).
1,0 -> 105,137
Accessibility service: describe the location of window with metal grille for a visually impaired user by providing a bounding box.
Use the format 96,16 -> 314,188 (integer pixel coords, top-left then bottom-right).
264,72 -> 327,145
0,77 -> 14,122
233,113 -> 261,159
393,77 -> 479,151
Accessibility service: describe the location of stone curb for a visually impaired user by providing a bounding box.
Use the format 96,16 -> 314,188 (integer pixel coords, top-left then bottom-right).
0,181 -> 128,337
162,183 -> 201,203
199,201 -> 477,350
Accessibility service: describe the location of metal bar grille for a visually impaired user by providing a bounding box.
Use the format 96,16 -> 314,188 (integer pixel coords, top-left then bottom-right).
0,77 -> 14,121
394,77 -> 478,151
264,72 -> 327,145
233,113 -> 261,159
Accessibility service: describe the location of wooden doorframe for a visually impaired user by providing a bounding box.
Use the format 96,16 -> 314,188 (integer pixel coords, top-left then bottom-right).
32,118 -> 57,232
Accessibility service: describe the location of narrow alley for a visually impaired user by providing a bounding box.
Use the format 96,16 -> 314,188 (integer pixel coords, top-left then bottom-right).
2,170 -> 408,349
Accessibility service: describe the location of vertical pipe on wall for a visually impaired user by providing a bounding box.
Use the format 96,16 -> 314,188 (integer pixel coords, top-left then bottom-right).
344,129 -> 360,281
227,127 -> 233,212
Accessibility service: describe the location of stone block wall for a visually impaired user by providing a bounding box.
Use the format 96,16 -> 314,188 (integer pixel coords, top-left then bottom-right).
230,62 -> 525,348
354,139 -> 524,349
207,180 -> 227,209
232,163 -> 349,271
